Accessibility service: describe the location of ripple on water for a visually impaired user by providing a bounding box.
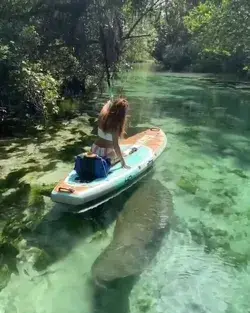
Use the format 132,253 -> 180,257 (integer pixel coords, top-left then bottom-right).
130,230 -> 249,313
1,68 -> 250,313
0,224 -> 116,313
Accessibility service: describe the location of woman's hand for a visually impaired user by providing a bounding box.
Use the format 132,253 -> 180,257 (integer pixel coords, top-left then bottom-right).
112,132 -> 131,169
121,160 -> 131,169
123,164 -> 131,169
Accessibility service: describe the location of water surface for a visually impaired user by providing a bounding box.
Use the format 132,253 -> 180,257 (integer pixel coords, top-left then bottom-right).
1,64 -> 250,312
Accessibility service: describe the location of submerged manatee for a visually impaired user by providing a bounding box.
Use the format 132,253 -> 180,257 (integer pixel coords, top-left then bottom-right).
91,178 -> 173,286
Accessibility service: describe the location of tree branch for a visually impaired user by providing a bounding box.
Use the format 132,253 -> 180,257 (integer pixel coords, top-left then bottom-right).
99,26 -> 111,90
122,0 -> 163,40
123,34 -> 151,40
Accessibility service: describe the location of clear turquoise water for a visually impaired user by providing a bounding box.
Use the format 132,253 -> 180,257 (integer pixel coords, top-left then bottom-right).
1,64 -> 250,312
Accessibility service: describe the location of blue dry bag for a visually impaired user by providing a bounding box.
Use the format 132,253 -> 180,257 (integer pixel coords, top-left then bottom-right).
74,153 -> 111,182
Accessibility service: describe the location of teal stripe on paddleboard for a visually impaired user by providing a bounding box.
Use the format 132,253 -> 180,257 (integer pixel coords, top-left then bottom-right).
67,145 -> 152,187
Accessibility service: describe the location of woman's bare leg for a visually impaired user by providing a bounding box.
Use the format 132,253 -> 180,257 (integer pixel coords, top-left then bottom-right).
107,151 -> 120,166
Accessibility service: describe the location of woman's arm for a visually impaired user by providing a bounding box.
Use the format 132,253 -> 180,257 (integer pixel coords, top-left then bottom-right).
112,132 -> 129,168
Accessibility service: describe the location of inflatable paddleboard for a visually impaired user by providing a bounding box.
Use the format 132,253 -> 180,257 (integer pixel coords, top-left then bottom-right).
51,128 -> 167,211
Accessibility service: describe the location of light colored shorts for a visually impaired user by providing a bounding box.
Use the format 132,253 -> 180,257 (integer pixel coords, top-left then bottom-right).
91,144 -> 117,162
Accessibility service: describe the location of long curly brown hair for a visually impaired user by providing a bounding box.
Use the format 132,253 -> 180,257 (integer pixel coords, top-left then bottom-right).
99,97 -> 129,137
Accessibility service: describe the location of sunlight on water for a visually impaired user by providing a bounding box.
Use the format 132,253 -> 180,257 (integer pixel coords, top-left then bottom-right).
0,222 -> 116,313
1,64 -> 250,313
130,230 -> 250,313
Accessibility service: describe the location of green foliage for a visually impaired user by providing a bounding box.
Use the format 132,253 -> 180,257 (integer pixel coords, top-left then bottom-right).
185,0 -> 250,54
184,2 -> 216,35
0,0 -> 159,132
153,0 -> 250,75
152,0 -> 197,71
185,0 -> 250,74
0,45 -> 9,60
18,62 -> 60,116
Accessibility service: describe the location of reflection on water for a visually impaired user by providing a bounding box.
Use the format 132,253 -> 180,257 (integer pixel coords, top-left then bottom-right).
1,64 -> 250,313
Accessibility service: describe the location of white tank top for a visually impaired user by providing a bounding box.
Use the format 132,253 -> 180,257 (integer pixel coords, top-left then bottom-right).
98,128 -> 113,141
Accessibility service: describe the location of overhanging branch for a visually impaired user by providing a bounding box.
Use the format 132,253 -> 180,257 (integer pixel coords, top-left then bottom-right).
122,0 -> 163,41
123,34 -> 151,40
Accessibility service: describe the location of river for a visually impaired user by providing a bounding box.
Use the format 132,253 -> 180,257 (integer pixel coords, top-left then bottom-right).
0,64 -> 250,312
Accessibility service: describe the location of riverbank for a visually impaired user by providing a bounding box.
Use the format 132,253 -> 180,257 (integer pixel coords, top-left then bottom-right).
0,114 -> 98,290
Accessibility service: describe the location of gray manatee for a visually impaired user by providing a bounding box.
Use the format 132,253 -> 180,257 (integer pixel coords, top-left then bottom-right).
91,178 -> 173,286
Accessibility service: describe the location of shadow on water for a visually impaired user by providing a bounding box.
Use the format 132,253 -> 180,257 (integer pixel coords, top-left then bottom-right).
38,135 -> 95,163
0,169 -> 34,190
0,175 -> 139,276
26,210 -> 93,261
0,116 -> 96,162
89,176 -> 173,313
0,124 -> 63,155
23,172 -> 155,269
19,172 -> 172,313
0,167 -> 43,220
21,204 -> 110,269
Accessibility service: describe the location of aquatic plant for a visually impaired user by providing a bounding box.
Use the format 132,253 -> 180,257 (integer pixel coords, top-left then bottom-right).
177,176 -> 198,194
135,296 -> 155,312
0,182 -> 58,291
28,186 -> 44,208
0,264 -> 12,291
229,168 -> 248,179
17,242 -> 52,272
90,230 -> 108,243
28,183 -> 55,207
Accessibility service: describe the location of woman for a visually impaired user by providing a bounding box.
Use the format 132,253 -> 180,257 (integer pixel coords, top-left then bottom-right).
91,97 -> 130,169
